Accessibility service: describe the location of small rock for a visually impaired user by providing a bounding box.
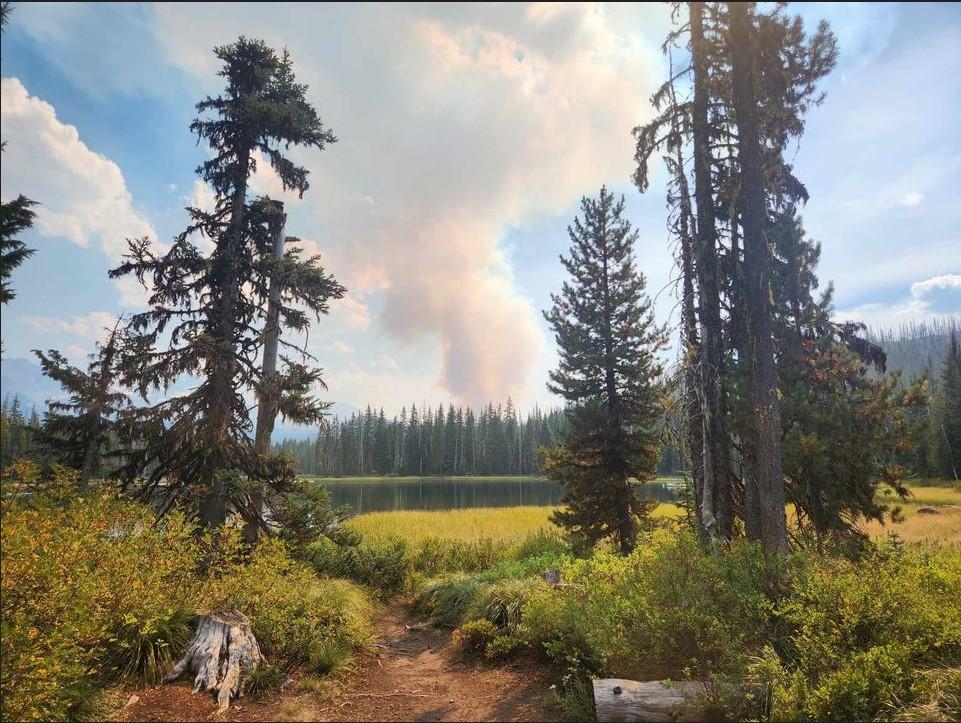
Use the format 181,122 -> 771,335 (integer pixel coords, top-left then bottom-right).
917,506 -> 939,514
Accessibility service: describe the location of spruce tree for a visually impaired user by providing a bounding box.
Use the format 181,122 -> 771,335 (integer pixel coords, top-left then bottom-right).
110,38 -> 343,526
544,187 -> 666,553
33,323 -> 129,491
934,333 -> 961,480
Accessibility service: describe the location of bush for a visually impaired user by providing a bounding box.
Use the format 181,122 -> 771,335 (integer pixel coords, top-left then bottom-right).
415,575 -> 485,628
485,634 -> 523,661
515,530 -> 961,721
1,464 -> 375,721
468,577 -> 547,635
307,536 -> 411,598
206,535 -> 372,664
452,619 -> 497,656
1,467 -> 200,721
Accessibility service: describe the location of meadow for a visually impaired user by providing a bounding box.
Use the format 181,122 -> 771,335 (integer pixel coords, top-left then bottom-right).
347,503 -> 685,544
341,481 -> 961,721
346,482 -> 961,546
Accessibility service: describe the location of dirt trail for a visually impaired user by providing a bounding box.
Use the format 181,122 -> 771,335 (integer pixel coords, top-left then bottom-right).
121,601 -> 556,722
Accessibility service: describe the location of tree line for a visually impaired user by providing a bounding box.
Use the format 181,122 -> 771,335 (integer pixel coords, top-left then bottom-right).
1,3 -> 958,556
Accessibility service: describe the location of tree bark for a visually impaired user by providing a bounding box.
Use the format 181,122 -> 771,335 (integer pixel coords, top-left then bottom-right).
689,1 -> 733,544
729,1 -> 788,554
245,202 -> 287,545
164,610 -> 263,711
201,142 -> 252,529
666,107 -> 706,542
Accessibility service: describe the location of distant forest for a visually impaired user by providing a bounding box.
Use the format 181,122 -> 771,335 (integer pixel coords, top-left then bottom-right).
868,318 -> 960,383
273,401 -> 685,478
4,320 -> 955,477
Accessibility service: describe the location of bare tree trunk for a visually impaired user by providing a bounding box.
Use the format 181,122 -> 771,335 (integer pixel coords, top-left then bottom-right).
730,224 -> 762,541
729,1 -> 788,554
245,201 -> 287,545
689,1 -> 732,544
164,610 -> 263,711
667,111 -> 706,542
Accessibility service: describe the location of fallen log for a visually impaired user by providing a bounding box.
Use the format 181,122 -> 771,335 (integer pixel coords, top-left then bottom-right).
163,610 -> 263,710
592,678 -> 707,722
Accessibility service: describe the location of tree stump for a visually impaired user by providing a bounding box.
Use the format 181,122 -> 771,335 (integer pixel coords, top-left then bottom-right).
592,678 -> 707,722
163,610 -> 263,710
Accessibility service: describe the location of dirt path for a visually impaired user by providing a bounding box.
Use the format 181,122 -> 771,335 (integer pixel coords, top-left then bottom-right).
121,602 -> 556,722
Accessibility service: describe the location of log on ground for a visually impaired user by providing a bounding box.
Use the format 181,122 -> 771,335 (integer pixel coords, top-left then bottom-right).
592,678 -> 707,722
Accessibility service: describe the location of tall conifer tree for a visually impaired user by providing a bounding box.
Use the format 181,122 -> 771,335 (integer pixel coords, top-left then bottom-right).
544,187 -> 666,553
111,38 -> 343,526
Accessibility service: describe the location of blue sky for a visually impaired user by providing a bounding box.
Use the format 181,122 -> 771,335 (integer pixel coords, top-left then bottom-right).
1,2 -> 959,417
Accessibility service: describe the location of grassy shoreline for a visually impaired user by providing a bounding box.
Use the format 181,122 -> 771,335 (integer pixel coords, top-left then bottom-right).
302,474 -> 689,484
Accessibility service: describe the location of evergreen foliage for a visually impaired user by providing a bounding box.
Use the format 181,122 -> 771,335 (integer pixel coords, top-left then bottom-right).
109,37 -> 344,526
32,322 -> 130,491
274,401 -> 588,477
543,187 -> 667,553
932,333 -> 961,480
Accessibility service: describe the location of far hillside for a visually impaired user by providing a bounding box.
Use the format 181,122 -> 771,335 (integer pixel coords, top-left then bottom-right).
868,317 -> 959,382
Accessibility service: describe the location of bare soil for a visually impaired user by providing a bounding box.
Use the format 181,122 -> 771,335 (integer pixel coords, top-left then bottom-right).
119,601 -> 558,722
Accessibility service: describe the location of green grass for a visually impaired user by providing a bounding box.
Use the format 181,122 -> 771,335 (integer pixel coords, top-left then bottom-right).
348,503 -> 685,544
302,475 -> 549,484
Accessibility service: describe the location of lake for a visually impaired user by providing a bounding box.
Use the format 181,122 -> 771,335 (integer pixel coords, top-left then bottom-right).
308,476 -> 685,514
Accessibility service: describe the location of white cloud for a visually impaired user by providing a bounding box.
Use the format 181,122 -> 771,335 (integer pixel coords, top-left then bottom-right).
370,354 -> 399,370
146,2 -> 669,406
23,311 -> 119,362
835,274 -> 961,329
0,78 -> 156,258
327,340 -> 354,354
911,274 -> 961,313
331,296 -> 371,332
899,191 -> 924,207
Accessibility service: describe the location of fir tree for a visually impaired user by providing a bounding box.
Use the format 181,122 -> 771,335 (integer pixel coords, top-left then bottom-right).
33,322 -> 129,491
110,38 -> 343,526
934,333 -> 961,480
544,187 -> 667,553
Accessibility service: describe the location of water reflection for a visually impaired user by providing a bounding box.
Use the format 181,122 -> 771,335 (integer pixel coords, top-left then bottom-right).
312,476 -> 683,514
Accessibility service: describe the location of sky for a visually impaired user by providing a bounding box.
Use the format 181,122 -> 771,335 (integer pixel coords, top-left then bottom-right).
1,2 -> 960,419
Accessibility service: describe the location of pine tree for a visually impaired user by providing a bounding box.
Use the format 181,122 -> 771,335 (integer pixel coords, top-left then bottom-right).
32,323 -> 129,490
544,187 -> 667,553
934,333 -> 961,480
110,38 -> 343,526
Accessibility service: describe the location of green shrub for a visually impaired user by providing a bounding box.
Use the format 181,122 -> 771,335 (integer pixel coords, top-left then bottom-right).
412,536 -> 513,575
1,464 -> 376,722
517,530 -> 961,721
245,661 -> 286,697
453,619 -> 497,656
485,634 -> 523,661
415,575 -> 485,628
207,537 -> 373,663
307,536 -> 411,598
106,607 -> 196,684
468,577 -> 547,635
1,467 -> 201,721
308,636 -> 352,676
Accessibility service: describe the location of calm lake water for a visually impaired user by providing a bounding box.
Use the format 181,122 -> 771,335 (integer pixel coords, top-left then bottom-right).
311,476 -> 684,514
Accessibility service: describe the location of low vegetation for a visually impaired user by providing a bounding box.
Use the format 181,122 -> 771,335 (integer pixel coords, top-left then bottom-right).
405,531 -> 961,721
0,463 -> 372,722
